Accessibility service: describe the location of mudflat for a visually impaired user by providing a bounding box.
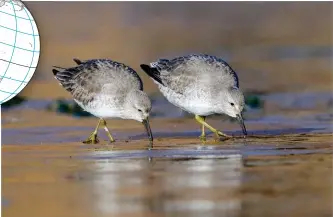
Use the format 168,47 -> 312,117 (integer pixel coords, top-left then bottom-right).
2,133 -> 332,217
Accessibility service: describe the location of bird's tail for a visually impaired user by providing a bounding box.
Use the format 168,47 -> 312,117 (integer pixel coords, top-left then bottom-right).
140,64 -> 163,85
52,67 -> 77,92
52,58 -> 85,92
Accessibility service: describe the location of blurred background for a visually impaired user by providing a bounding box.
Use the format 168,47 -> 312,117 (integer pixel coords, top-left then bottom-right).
20,2 -> 332,99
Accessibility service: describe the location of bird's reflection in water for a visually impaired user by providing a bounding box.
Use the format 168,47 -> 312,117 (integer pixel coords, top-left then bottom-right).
91,151 -> 242,217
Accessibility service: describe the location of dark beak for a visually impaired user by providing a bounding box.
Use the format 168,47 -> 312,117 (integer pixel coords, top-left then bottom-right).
236,114 -> 247,137
142,118 -> 153,149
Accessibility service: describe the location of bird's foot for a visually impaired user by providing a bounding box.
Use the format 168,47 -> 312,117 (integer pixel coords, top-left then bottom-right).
107,136 -> 115,143
214,131 -> 232,142
82,133 -> 99,144
199,135 -> 206,143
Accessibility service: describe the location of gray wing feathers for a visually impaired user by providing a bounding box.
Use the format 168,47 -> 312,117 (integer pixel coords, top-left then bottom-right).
150,54 -> 239,95
53,59 -> 143,105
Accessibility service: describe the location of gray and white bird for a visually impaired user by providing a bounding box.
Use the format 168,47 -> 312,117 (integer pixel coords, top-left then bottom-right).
140,54 -> 247,141
52,58 -> 153,148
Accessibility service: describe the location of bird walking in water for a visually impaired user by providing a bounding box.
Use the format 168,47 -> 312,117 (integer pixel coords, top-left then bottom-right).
140,54 -> 247,142
52,58 -> 153,148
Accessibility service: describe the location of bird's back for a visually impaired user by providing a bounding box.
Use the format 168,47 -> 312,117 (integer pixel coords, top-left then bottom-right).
145,54 -> 239,95
53,59 -> 143,105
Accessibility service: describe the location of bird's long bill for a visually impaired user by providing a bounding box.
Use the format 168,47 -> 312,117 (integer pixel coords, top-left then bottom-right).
142,118 -> 153,148
237,114 -> 247,137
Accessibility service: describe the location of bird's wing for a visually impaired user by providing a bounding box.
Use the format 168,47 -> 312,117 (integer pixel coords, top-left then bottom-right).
52,59 -> 143,105
150,54 -> 239,95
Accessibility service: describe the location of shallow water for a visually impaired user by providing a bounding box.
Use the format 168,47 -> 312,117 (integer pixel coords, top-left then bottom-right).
2,141 -> 332,217
85,143 -> 331,160
2,90 -> 333,217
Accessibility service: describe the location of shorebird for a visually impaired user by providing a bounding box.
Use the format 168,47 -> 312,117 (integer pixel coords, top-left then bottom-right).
140,54 -> 247,142
52,58 -> 153,148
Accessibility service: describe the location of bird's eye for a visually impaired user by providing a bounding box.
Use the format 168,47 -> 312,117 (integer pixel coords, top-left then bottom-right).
138,109 -> 142,112
230,103 -> 234,106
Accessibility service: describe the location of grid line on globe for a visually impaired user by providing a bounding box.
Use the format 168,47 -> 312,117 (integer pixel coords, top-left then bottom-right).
0,0 -> 40,104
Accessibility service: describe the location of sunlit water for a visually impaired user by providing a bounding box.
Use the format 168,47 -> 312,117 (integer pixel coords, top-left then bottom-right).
89,155 -> 242,216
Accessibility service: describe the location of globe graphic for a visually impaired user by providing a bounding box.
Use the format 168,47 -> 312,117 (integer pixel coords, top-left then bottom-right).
0,0 -> 40,104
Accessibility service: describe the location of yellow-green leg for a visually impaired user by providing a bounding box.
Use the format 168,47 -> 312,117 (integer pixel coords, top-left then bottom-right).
195,115 -> 231,140
101,119 -> 115,143
199,116 -> 206,142
83,119 -> 101,144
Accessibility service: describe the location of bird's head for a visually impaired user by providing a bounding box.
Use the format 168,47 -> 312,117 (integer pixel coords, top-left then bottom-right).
125,90 -> 151,121
219,87 -> 247,136
124,90 -> 153,144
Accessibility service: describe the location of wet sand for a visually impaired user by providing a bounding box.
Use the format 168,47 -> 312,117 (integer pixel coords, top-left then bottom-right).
2,105 -> 333,217
2,133 -> 332,217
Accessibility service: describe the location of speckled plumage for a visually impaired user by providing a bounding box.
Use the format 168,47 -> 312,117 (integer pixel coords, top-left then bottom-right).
141,54 -> 241,116
150,54 -> 239,88
53,58 -> 150,121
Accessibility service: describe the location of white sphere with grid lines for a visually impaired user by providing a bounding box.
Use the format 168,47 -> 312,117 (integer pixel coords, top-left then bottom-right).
0,0 -> 40,104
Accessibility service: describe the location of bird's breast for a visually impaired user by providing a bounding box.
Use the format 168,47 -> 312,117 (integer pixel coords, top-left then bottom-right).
74,97 -> 123,119
158,85 -> 215,116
